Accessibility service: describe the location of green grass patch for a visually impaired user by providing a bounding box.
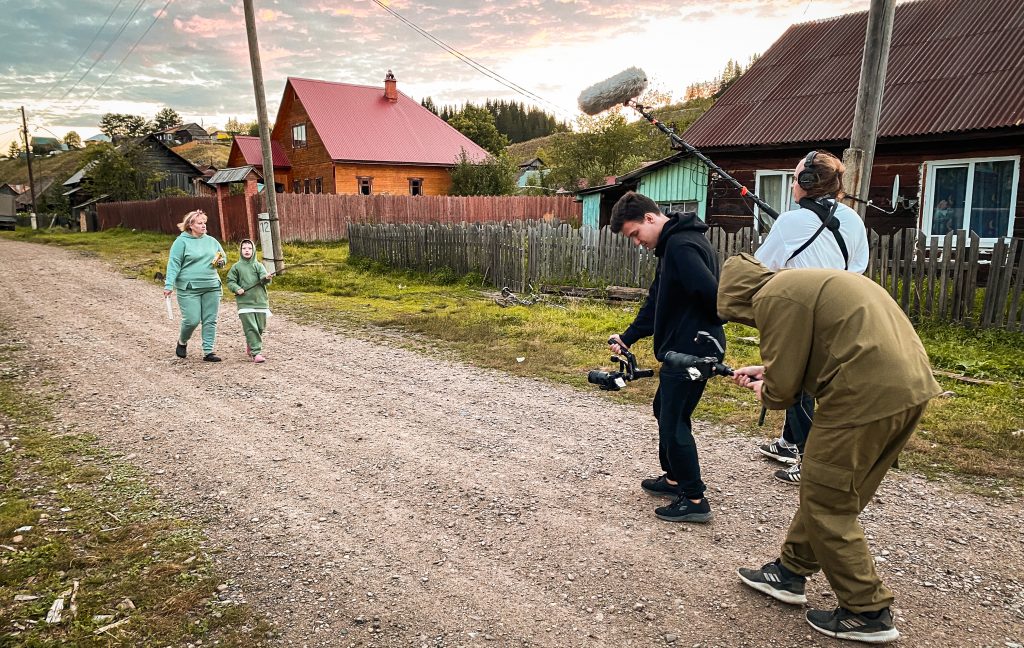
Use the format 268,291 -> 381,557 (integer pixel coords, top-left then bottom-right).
0,332 -> 271,645
4,227 -> 1022,488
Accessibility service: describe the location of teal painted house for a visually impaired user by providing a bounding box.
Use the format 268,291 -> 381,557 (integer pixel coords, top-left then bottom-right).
577,153 -> 708,228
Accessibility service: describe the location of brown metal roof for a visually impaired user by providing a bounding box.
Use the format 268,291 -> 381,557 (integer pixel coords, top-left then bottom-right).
683,0 -> 1024,149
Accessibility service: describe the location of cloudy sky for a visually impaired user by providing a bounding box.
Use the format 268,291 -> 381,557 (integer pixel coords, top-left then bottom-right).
1,0 -> 869,150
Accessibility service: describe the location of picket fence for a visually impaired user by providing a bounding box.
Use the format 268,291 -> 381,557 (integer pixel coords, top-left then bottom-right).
349,222 -> 1024,330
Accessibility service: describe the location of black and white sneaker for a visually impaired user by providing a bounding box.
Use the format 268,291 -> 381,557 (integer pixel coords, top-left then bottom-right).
758,440 -> 799,464
775,463 -> 801,485
654,496 -> 712,523
737,560 -> 807,604
806,607 -> 900,644
640,474 -> 680,499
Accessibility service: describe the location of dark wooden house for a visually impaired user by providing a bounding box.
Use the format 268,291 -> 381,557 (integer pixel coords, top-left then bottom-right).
155,123 -> 212,146
682,0 -> 1024,244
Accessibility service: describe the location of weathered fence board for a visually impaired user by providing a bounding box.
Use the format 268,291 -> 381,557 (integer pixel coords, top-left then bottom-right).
351,222 -> 1024,330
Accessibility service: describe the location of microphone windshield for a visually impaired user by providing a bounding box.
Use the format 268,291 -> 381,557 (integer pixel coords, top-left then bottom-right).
577,67 -> 649,115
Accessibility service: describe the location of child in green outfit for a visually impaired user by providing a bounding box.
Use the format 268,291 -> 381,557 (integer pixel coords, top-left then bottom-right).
226,239 -> 272,363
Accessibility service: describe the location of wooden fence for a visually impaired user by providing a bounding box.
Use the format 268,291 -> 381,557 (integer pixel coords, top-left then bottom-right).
98,196 -> 221,237
97,193 -> 582,243
350,222 -> 1024,330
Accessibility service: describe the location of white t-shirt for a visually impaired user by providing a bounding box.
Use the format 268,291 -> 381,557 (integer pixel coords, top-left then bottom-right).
755,200 -> 869,273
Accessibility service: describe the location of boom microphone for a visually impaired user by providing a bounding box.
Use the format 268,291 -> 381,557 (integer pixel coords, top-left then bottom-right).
577,67 -> 648,115
576,67 -> 781,225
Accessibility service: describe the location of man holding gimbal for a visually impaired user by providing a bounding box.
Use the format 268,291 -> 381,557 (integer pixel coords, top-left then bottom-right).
608,192 -> 724,523
719,253 -> 941,643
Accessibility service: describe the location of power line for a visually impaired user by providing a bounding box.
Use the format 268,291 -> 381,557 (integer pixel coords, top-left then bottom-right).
59,0 -> 149,102
71,0 -> 175,113
368,0 -> 573,119
39,0 -> 127,101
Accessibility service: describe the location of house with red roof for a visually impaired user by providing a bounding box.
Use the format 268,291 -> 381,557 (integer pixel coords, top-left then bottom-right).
681,0 -> 1023,242
228,71 -> 490,197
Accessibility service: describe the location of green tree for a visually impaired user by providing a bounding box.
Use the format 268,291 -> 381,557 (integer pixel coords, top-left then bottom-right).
448,104 -> 510,155
245,121 -> 260,136
99,113 -> 153,144
153,107 -> 182,131
543,112 -> 671,190
7,141 -> 20,158
420,96 -> 439,115
63,131 -> 82,149
448,150 -> 518,196
83,143 -> 163,201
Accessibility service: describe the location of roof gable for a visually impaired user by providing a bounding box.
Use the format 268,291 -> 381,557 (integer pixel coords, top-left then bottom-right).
230,136 -> 292,169
280,77 -> 490,166
683,0 -> 1024,148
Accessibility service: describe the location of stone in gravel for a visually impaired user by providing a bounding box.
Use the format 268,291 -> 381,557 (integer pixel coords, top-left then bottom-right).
664,634 -> 678,644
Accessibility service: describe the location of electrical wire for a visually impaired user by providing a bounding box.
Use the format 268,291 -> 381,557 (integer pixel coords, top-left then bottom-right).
70,0 -> 175,113
368,0 -> 573,119
39,0 -> 127,101
58,0 -> 149,102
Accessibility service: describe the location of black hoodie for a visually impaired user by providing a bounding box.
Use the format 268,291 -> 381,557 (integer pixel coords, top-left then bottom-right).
619,212 -> 725,361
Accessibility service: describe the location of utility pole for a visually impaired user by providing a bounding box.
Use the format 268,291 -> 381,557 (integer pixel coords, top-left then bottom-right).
20,106 -> 39,228
841,0 -> 896,218
242,0 -> 284,273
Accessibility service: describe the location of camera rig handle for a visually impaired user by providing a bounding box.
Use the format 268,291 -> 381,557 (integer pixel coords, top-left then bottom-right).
661,331 -> 733,382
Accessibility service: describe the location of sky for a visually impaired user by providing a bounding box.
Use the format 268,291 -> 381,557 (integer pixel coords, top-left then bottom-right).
0,0 -> 870,152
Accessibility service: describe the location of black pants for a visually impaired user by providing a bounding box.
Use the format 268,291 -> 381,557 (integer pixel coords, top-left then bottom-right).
652,369 -> 707,499
781,390 -> 815,453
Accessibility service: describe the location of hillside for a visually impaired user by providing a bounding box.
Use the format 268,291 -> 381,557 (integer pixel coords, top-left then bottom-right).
504,132 -> 571,164
0,148 -> 89,188
172,141 -> 231,168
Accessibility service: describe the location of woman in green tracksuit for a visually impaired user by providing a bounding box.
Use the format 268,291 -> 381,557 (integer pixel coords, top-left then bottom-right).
163,210 -> 227,362
225,238 -> 272,363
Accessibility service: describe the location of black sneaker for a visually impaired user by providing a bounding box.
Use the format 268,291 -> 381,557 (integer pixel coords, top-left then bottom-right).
640,474 -> 680,499
654,496 -> 712,523
774,463 -> 801,486
759,440 -> 799,464
737,560 -> 807,604
175,342 -> 187,358
806,607 -> 899,644
203,353 -> 222,362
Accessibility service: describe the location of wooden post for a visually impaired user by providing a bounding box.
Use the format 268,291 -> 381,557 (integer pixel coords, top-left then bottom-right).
242,0 -> 284,273
841,0 -> 896,218
20,106 -> 38,227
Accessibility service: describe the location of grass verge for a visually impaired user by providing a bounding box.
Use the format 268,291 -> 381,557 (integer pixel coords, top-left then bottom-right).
0,329 -> 271,645
3,227 -> 1023,490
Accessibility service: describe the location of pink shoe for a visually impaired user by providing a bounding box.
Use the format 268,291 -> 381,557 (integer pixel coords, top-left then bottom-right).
253,354 -> 265,363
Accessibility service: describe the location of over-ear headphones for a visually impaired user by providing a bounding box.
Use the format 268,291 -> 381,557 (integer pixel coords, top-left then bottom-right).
797,150 -> 819,190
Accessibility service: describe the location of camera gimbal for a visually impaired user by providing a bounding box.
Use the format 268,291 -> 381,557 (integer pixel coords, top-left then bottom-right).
662,331 -> 734,381
587,338 -> 655,391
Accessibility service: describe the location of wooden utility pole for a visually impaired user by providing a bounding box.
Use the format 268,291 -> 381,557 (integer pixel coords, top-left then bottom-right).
841,0 -> 897,218
242,0 -> 284,273
19,106 -> 39,226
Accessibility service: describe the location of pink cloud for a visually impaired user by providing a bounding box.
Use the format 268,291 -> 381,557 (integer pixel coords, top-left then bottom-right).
173,15 -> 238,37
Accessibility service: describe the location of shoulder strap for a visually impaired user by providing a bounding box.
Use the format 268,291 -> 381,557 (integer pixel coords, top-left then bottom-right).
787,198 -> 849,270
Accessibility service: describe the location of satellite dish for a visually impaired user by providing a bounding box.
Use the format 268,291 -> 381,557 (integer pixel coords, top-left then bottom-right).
891,175 -> 900,208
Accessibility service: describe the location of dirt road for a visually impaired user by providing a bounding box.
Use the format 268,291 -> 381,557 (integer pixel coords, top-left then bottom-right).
1,239 -> 1021,647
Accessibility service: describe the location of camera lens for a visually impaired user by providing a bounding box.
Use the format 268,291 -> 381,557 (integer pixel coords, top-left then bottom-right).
587,370 -> 609,385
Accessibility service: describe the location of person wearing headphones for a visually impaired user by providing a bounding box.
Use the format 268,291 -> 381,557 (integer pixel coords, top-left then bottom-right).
753,151 -> 869,485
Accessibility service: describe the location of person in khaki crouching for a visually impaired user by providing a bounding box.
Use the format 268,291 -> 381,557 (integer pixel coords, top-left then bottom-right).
718,253 -> 941,644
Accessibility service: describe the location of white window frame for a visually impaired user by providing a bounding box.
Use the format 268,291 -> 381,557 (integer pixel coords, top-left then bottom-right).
657,200 -> 699,214
921,155 -> 1019,246
754,169 -> 799,229
291,123 -> 307,148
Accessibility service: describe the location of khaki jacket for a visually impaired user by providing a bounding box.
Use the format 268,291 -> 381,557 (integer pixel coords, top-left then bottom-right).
718,253 -> 941,428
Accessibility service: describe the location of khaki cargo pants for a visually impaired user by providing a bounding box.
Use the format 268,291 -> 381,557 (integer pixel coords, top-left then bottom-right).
779,403 -> 928,612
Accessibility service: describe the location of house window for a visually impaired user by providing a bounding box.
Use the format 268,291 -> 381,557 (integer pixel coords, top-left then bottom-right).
409,178 -> 423,196
357,177 -> 372,195
315,177 -> 323,194
292,180 -> 301,193
657,200 -> 699,215
754,170 -> 800,227
923,156 -> 1019,241
304,178 -> 311,194
292,123 -> 307,148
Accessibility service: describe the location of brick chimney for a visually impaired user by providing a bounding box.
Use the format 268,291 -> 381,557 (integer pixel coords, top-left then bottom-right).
383,70 -> 398,103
